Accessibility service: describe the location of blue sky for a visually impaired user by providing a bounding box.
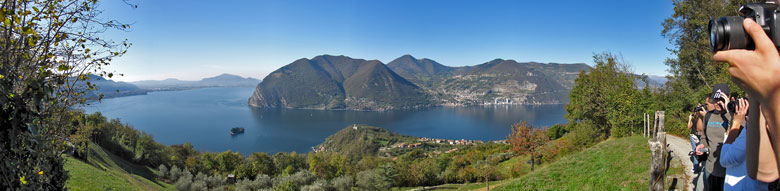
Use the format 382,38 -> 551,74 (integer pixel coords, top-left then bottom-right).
101,0 -> 675,82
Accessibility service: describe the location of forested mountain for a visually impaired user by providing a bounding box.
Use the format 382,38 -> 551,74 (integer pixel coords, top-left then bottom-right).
248,55 -> 431,110
249,54 -> 591,110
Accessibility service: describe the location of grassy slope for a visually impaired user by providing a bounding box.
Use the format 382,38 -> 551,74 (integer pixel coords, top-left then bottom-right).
491,136 -> 685,191
64,142 -> 175,191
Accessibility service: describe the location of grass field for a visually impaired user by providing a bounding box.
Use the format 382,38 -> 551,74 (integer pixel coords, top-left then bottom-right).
394,136 -> 685,191
492,136 -> 685,191
64,142 -> 175,191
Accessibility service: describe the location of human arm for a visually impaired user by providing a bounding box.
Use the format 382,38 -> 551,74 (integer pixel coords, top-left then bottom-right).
719,131 -> 745,168
725,98 -> 747,144
688,113 -> 694,130
744,99 -> 779,182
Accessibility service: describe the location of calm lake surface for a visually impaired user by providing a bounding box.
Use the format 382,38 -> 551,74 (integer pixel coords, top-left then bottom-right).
81,87 -> 567,154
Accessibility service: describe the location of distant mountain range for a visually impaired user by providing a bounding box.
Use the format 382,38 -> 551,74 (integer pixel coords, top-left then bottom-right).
248,54 -> 592,110
79,74 -> 260,100
75,75 -> 148,99
130,74 -> 261,90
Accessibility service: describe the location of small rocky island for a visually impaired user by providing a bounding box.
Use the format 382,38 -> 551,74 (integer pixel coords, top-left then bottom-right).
230,127 -> 245,136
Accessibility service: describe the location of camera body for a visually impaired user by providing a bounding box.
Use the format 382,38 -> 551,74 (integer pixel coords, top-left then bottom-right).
709,3 -> 780,52
694,104 -> 707,113
727,97 -> 749,114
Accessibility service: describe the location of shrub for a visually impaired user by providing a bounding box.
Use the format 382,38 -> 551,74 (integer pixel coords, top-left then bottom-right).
157,164 -> 168,180
169,165 -> 182,182
253,174 -> 272,189
173,177 -> 192,191
567,120 -> 604,148
546,124 -> 569,140
356,169 -> 393,191
331,175 -> 353,191
190,180 -> 207,191
301,179 -> 331,191
206,174 -> 225,188
272,170 -> 317,191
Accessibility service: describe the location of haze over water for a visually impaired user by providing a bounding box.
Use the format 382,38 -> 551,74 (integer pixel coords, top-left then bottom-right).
81,87 -> 567,154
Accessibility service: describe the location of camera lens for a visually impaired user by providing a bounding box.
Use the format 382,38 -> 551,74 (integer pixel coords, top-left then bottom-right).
709,16 -> 751,52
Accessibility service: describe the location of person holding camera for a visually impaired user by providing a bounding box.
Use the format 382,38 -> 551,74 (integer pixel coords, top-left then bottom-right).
720,98 -> 775,190
689,103 -> 705,172
711,2 -> 780,182
694,85 -> 732,191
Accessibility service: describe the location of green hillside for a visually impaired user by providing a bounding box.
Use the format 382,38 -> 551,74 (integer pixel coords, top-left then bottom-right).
317,125 -> 417,160
64,142 -> 174,191
492,136 -> 684,191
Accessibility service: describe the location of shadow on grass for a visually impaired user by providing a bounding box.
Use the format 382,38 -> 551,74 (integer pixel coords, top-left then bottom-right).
87,142 -> 167,187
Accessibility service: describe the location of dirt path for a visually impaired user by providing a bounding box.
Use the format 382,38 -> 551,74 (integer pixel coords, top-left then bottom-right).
472,179 -> 509,191
666,134 -> 696,191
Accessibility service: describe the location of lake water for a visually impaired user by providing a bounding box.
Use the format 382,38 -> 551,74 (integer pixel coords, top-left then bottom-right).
81,87 -> 567,154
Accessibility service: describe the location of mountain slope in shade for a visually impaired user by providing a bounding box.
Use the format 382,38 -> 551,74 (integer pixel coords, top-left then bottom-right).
386,54 -> 455,86
249,55 -> 430,110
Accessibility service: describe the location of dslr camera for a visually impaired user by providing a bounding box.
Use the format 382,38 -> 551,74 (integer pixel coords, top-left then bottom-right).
694,104 -> 707,113
709,3 -> 780,52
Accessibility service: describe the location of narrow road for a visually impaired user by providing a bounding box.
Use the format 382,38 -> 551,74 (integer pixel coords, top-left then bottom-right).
666,134 -> 696,191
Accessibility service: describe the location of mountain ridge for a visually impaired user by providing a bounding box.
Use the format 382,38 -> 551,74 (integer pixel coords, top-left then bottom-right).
249,55 -> 430,110
130,73 -> 260,90
249,54 -> 591,110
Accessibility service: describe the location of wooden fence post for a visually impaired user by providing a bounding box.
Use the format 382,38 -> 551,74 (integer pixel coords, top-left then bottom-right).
648,111 -> 665,191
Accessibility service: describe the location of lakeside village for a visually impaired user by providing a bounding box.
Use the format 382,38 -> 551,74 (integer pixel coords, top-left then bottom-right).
312,125 -> 509,158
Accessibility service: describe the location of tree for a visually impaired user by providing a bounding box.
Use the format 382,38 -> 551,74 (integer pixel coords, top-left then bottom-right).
157,164 -> 169,180
566,52 -> 648,137
247,152 -> 275,176
331,175 -> 353,191
356,169 -> 392,191
475,161 -> 496,191
506,121 -> 548,171
661,0 -> 751,135
409,158 -> 439,190
215,150 -> 243,176
0,0 -> 131,189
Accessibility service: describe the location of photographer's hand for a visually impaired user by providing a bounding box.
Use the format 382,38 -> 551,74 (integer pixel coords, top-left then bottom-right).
695,144 -> 706,156
713,18 -> 780,115
713,19 -> 780,105
725,98 -> 748,144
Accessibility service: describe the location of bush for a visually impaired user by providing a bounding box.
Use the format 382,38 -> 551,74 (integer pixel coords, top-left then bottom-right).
253,174 -> 272,189
301,179 -> 331,191
174,177 -> 192,191
567,120 -> 604,148
169,165 -> 182,182
190,180 -> 207,191
272,170 -> 317,191
206,174 -> 225,188
546,124 -> 569,140
157,164 -> 168,180
356,169 -> 393,191
331,175 -> 353,191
